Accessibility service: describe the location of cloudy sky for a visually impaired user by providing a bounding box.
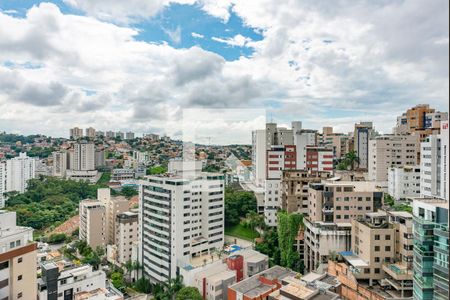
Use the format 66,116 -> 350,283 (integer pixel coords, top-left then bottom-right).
0,0 -> 448,144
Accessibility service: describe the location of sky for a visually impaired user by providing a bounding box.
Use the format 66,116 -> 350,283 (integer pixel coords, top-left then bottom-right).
0,0 -> 448,144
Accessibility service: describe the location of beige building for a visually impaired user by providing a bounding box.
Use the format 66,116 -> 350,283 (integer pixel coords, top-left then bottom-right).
79,199 -> 107,249
70,127 -> 83,139
308,181 -> 384,223
85,127 -> 96,139
97,188 -> 129,245
368,134 -> 420,182
0,211 -> 37,300
115,212 -> 138,265
329,210 -> 413,299
52,151 -> 67,178
281,170 -> 332,214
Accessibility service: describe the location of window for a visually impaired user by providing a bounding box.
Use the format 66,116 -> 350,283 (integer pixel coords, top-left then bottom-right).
385,246 -> 391,251
18,292 -> 23,298
375,235 -> 380,240
364,269 -> 370,274
374,257 -> 380,263
375,246 -> 380,251
385,235 -> 391,240
358,197 -> 363,201
374,268 -> 380,274
18,275 -> 22,281
336,206 -> 341,210
18,257 -> 22,263
0,261 -> 9,270
344,197 -> 349,201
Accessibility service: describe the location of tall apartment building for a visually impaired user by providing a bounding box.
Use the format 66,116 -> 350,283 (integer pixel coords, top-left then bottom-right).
79,199 -> 107,249
106,131 -> 115,139
354,122 -> 374,170
328,210 -> 414,300
281,170 -> 332,214
420,121 -> 449,200
295,129 -> 318,170
52,151 -> 67,178
305,146 -> 333,174
115,212 -> 138,265
139,171 -> 224,283
251,130 -> 266,187
303,181 -> 383,272
116,131 -> 125,140
394,104 -> 447,141
125,132 -> 135,140
0,211 -> 37,300
95,149 -> 105,168
264,145 -> 296,226
6,152 -> 36,194
0,162 -> 6,208
95,130 -> 105,137
319,127 -> 349,159
85,127 -> 96,138
368,134 -> 420,182
388,166 -> 421,200
97,188 -> 129,245
69,127 -> 83,139
67,141 -> 98,182
412,198 -> 449,300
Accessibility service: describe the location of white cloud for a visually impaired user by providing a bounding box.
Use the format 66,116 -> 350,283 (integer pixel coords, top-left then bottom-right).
0,1 -> 448,142
191,32 -> 204,39
212,34 -> 253,47
163,25 -> 182,44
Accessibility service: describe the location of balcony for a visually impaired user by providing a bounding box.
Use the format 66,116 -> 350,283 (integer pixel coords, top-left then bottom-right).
413,274 -> 434,289
382,263 -> 413,281
322,207 -> 334,214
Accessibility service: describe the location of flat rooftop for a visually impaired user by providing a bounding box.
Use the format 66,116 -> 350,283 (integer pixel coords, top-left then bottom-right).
412,198 -> 449,209
325,181 -> 381,192
339,251 -> 369,268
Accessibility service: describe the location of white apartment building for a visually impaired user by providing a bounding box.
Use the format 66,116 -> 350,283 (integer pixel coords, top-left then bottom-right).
38,263 -> 107,300
139,172 -> 224,283
6,152 -> 36,194
67,141 -> 98,182
295,130 -> 318,170
52,151 -> 67,178
388,166 -> 421,200
79,199 -> 107,249
106,131 -> 115,139
251,129 -> 266,187
126,132 -> 135,140
368,134 -> 420,183
0,162 -> 6,208
97,188 -> 129,245
0,211 -> 37,300
116,132 -> 125,140
420,121 -> 449,200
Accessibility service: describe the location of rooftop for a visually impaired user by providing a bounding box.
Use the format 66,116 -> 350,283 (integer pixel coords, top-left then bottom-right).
339,251 -> 369,268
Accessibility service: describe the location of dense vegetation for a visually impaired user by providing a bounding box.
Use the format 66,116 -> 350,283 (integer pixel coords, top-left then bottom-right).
224,187 -> 257,226
146,165 -> 167,175
384,194 -> 413,213
0,133 -> 42,144
5,177 -> 100,230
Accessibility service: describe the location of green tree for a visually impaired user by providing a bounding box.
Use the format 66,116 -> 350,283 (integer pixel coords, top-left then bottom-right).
224,187 -> 257,226
343,151 -> 360,171
134,277 -> 152,294
277,212 -> 303,270
111,272 -> 125,290
121,186 -> 138,198
176,287 -> 202,300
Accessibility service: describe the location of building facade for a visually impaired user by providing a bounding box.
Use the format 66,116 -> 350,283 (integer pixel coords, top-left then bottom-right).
79,199 -> 107,249
115,212 -> 139,265
354,122 -> 374,170
388,166 -> 421,200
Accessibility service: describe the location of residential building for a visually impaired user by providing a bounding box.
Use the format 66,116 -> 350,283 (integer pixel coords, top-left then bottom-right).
6,152 -> 36,194
85,127 -> 96,138
116,131 -> 125,140
67,141 -> 98,182
281,170 -> 332,214
139,171 -> 224,283
251,129 -> 266,187
106,131 -> 115,139
95,149 -> 105,168
79,199 -> 107,249
95,130 -> 105,138
0,211 -> 37,300
354,122 -> 374,170
320,127 -> 349,159
328,210 -> 414,300
294,129 -> 318,170
304,181 -> 384,272
38,263 -> 109,300
69,127 -> 83,139
115,212 -> 138,265
97,188 -> 129,245
125,132 -> 135,140
388,166 -> 421,200
112,168 -> 135,181
305,146 -> 333,174
0,162 -> 6,208
52,151 -> 67,178
420,121 -> 449,200
412,198 -> 449,300
368,134 -> 420,182
144,133 -> 159,141
393,104 -> 447,140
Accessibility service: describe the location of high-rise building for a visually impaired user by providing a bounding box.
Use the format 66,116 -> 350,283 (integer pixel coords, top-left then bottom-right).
73,141 -> 95,171
116,131 -> 125,140
139,171 -> 224,283
85,127 -> 96,138
420,121 -> 449,201
125,132 -> 135,140
97,188 -> 128,245
79,199 -> 107,249
52,151 -> 67,178
95,149 -> 105,168
354,122 -> 374,170
251,130 -> 266,187
95,130 -> 105,137
69,127 -> 83,139
388,166 -> 421,200
115,212 -> 138,265
106,131 -> 115,139
368,134 -> 420,182
412,198 -> 449,300
0,211 -> 37,300
0,162 -> 6,208
305,146 -> 333,174
6,152 -> 36,194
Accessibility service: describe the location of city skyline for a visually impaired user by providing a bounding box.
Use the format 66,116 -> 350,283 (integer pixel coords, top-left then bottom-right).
0,1 -> 448,143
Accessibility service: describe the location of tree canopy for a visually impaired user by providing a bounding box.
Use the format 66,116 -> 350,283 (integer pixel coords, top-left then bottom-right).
224,187 -> 257,226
